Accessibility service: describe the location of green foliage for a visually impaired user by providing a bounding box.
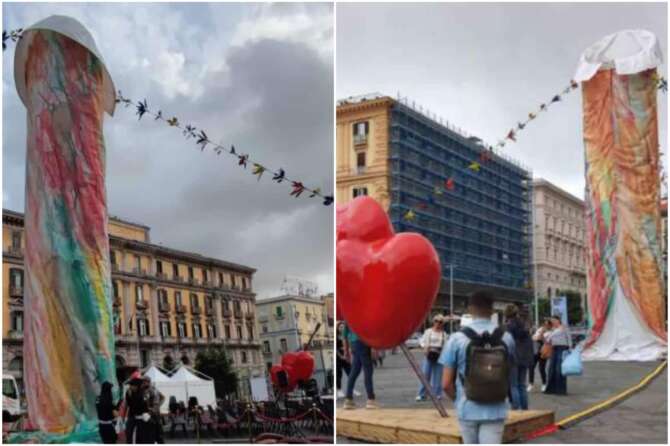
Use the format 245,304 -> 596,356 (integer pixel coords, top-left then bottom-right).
195,346 -> 238,398
163,355 -> 175,372
562,290 -> 584,325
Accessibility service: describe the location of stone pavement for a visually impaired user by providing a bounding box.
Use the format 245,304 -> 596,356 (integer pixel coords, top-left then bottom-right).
337,349 -> 667,443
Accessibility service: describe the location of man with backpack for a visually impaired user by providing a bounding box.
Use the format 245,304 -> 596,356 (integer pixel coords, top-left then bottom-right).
440,291 -> 516,444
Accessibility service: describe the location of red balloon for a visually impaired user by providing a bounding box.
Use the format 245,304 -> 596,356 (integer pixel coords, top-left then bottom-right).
337,196 -> 441,349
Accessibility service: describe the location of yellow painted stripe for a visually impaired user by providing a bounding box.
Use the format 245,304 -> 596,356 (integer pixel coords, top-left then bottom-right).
557,360 -> 667,427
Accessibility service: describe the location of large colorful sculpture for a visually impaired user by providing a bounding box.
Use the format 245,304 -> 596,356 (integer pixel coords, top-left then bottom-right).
575,30 -> 667,361
337,196 -> 441,349
13,16 -> 117,438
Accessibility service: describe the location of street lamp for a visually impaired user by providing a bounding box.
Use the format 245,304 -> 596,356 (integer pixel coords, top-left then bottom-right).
445,263 -> 457,333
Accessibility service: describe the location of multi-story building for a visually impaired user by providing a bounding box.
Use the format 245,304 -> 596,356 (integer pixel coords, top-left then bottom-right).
337,94 -> 533,321
2,209 -> 264,397
531,179 -> 588,313
256,295 -> 334,391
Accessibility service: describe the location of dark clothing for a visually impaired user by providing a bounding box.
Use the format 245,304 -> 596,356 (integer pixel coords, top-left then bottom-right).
506,318 -> 534,367
126,388 -> 154,443
346,339 -> 375,399
530,352 -> 547,385
545,345 -> 569,395
99,424 -> 117,444
96,389 -> 118,444
336,356 -> 351,390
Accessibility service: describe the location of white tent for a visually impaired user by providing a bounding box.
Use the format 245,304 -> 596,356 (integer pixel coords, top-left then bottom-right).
163,366 -> 217,412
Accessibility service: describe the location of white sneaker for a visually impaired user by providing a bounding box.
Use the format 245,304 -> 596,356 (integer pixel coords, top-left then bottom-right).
353,390 -> 362,397
541,384 -> 547,392
527,384 -> 534,392
337,390 -> 345,399
415,395 -> 424,401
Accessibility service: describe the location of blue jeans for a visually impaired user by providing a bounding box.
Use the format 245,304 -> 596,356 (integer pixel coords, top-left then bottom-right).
459,419 -> 505,444
509,364 -> 529,410
346,340 -> 375,399
417,357 -> 443,399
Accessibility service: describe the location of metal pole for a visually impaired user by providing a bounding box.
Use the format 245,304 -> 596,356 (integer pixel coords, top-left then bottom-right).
449,265 -> 454,334
399,345 -> 448,417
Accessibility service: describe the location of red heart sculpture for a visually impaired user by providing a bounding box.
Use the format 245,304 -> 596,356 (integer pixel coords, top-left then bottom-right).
270,364 -> 296,391
337,196 -> 441,349
294,351 -> 315,380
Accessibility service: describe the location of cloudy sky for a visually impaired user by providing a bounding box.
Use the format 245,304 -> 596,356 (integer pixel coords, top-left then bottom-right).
3,3 -> 334,299
337,3 -> 668,198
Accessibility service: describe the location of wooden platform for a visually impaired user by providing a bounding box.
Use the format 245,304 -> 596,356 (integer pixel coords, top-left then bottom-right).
337,408 -> 555,443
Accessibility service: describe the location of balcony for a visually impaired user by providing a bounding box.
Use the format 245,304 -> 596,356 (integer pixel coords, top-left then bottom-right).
202,280 -> 212,288
161,336 -> 177,344
6,330 -> 23,340
156,272 -> 167,280
352,166 -> 367,175
195,338 -> 208,345
176,304 -> 186,314
113,297 -> 122,308
111,263 -> 120,273
187,277 -> 197,286
132,268 -> 147,276
173,276 -> 184,283
233,309 -> 242,319
205,306 -> 214,316
222,308 -> 232,318
136,299 -> 148,310
9,287 -> 23,298
244,311 -> 255,321
158,302 -> 170,313
354,134 -> 368,146
275,313 -> 285,320
191,305 -> 201,315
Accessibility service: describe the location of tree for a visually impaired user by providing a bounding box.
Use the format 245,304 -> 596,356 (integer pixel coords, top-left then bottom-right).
163,355 -> 175,372
562,290 -> 584,325
195,346 -> 239,398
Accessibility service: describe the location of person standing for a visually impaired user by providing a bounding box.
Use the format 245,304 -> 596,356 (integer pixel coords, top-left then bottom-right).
126,377 -> 154,443
416,314 -> 448,401
142,376 -> 165,443
440,291 -> 516,444
544,315 -> 572,395
342,323 -> 378,409
336,322 -> 352,398
96,381 -> 119,444
504,305 -> 534,410
528,319 -> 552,392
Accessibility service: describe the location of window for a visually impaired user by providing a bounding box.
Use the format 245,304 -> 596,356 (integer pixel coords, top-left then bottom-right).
203,269 -> 208,283
224,325 -> 231,339
357,152 -> 366,169
188,266 -> 194,280
247,323 -> 254,340
113,281 -> 119,299
173,263 -> 179,279
160,321 -> 171,337
263,341 -> 271,354
9,268 -> 23,289
353,187 -> 368,198
236,325 -> 243,339
262,324 -> 268,334
242,277 -> 248,290
280,338 -> 288,353
175,291 -> 182,307
138,319 -> 150,336
10,311 -> 23,332
110,250 -> 117,267
135,285 -> 144,303
135,255 -> 141,271
241,351 -> 248,364
156,260 -> 163,274
192,323 -> 202,338
547,287 -> 552,298
275,306 -> 283,317
140,350 -> 149,368
206,295 -> 213,309
231,275 -> 237,288
158,289 -> 168,306
11,231 -> 21,250
219,272 -> 224,286
190,293 -> 198,308
178,322 -> 186,338
207,323 -> 217,338
353,121 -> 369,144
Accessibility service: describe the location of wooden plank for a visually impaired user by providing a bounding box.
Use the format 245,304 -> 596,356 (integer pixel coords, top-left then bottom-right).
337,409 -> 554,443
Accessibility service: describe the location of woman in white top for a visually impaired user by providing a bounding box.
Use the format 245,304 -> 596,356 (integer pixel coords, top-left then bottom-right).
416,314 -> 448,401
544,315 -> 572,395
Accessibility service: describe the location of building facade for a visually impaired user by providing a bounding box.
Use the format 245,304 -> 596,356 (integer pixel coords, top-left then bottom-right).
256,295 -> 334,390
531,180 -> 588,317
337,94 -> 533,321
2,209 -> 264,397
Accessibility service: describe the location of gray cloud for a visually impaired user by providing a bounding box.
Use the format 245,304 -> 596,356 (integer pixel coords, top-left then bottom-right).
336,2 -> 667,199
3,3 -> 334,298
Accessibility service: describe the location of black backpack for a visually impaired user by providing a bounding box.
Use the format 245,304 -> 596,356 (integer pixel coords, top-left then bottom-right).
460,327 -> 510,403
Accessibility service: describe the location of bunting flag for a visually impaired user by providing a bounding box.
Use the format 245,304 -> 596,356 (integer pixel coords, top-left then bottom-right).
116,91 -> 333,205
2,28 -> 22,51
445,178 -> 455,191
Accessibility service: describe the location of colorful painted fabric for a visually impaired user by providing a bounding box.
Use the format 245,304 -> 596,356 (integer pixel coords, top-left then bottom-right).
19,29 -> 116,436
581,68 -> 667,350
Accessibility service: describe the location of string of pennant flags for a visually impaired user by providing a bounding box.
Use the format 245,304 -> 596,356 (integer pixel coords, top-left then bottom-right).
2,28 -> 333,206
402,76 -> 668,221
117,93 -> 333,205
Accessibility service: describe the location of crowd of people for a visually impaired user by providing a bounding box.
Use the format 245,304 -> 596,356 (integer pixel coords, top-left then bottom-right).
336,290 -> 576,444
